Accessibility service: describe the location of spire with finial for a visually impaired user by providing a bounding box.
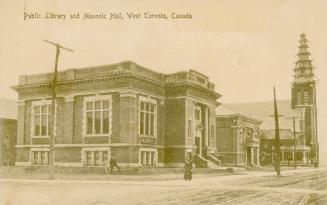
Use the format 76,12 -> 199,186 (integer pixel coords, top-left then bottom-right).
294,33 -> 315,83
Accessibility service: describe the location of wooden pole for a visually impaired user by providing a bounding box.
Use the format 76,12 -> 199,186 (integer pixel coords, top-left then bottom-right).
48,46 -> 60,180
292,116 -> 297,169
273,87 -> 281,176
44,40 -> 73,180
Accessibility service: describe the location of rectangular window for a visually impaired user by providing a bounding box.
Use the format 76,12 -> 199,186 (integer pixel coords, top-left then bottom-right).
139,101 -> 156,137
141,151 -> 156,166
32,151 -> 49,165
84,150 -> 109,166
33,104 -> 51,137
94,151 -> 101,166
85,100 -> 111,136
40,151 -> 48,165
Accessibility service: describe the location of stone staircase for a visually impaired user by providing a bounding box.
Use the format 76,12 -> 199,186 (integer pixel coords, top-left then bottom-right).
193,153 -> 224,169
207,154 -> 222,167
194,155 -> 209,168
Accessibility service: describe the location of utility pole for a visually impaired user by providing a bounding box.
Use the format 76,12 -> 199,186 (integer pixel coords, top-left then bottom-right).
43,40 -> 73,180
285,115 -> 301,169
273,87 -> 281,176
292,116 -> 296,169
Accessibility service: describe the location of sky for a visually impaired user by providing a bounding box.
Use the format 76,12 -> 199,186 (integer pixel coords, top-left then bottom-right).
0,0 -> 327,164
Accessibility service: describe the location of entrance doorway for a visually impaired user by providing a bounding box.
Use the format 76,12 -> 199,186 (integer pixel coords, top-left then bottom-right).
195,136 -> 200,155
246,147 -> 251,166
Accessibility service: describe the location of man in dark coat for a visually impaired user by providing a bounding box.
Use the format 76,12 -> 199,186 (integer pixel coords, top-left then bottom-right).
109,153 -> 121,174
184,156 -> 193,181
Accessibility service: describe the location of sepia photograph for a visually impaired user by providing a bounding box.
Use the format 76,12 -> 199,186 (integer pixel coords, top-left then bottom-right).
0,0 -> 326,204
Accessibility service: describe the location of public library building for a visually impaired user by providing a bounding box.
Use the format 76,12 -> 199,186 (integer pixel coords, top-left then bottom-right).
13,61 -> 220,167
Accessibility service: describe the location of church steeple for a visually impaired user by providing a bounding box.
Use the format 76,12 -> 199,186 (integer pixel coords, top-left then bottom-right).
293,33 -> 315,83
291,33 -> 318,162
292,34 -> 316,108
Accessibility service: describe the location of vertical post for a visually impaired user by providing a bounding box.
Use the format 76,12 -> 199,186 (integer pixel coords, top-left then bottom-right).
49,46 -> 60,180
293,116 -> 297,169
250,147 -> 254,166
43,40 -> 73,179
256,147 -> 260,167
273,87 -> 281,176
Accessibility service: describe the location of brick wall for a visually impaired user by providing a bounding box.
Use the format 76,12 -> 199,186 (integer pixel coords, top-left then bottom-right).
119,95 -> 136,143
55,98 -> 65,144
16,147 -> 29,163
73,96 -> 83,144
157,101 -> 165,146
165,98 -> 186,146
112,93 -> 120,143
24,101 -> 32,144
55,147 -> 81,163
216,127 -> 233,152
185,99 -> 194,146
63,99 -> 74,144
17,104 -> 25,145
164,148 -> 185,163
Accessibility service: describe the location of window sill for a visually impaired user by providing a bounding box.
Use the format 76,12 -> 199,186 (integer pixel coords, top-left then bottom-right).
84,165 -> 109,167
31,164 -> 49,166
84,135 -> 110,138
32,136 -> 50,139
139,135 -> 157,139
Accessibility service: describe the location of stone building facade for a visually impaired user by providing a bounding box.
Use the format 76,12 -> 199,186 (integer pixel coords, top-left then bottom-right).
12,61 -> 220,167
215,109 -> 262,167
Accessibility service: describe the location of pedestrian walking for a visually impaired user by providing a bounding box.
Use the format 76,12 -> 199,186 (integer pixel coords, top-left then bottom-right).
184,156 -> 193,181
109,153 -> 121,174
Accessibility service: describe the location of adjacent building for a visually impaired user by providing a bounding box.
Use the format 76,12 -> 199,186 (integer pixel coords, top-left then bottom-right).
216,105 -> 262,167
0,98 -> 17,166
225,100 -> 309,166
12,61 -> 221,167
260,129 -> 310,166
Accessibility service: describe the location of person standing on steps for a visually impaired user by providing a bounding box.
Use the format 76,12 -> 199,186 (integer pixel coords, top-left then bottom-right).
184,155 -> 193,181
109,153 -> 121,174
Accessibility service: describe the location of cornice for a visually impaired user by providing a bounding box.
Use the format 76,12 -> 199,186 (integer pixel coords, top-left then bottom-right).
13,72 -> 221,101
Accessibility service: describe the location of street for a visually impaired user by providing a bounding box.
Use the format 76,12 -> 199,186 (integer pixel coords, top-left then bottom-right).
0,168 -> 326,205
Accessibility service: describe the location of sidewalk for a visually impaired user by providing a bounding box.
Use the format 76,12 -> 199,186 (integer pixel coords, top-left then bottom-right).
0,167 -> 323,187
0,166 -> 237,182
0,165 -> 322,183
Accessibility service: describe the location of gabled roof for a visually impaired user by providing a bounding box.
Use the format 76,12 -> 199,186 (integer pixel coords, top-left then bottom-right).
216,104 -> 262,124
217,100 -> 304,131
0,98 -> 17,120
